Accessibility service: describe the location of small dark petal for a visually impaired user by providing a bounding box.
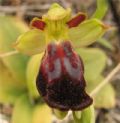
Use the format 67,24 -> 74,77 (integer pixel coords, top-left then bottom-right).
67,13 -> 86,28
31,19 -> 46,30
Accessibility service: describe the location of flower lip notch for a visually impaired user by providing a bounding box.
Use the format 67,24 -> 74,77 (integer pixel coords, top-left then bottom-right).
36,41 -> 93,111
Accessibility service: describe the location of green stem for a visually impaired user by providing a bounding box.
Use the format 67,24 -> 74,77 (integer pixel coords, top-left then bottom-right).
92,0 -> 108,19
0,50 -> 18,58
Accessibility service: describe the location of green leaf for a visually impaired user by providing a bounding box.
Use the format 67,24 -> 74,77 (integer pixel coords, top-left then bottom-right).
73,105 -> 95,123
92,0 -> 108,19
32,104 -> 52,123
26,53 -> 43,99
0,60 -> 25,104
76,48 -> 107,81
0,16 -> 29,86
97,38 -> 114,51
86,75 -> 116,109
11,94 -> 34,123
68,19 -> 109,47
86,75 -> 103,93
94,83 -> 116,108
11,94 -> 52,123
53,109 -> 68,119
14,29 -> 45,55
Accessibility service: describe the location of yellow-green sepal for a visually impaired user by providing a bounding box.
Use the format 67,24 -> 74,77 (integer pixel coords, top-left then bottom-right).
68,19 -> 109,47
73,105 -> 95,123
14,29 -> 45,55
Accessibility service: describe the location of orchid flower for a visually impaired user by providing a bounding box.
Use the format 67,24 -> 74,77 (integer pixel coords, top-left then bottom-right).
14,3 -> 109,111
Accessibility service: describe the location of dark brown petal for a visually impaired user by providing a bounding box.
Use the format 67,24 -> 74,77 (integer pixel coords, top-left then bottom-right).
67,13 -> 87,28
30,18 -> 46,30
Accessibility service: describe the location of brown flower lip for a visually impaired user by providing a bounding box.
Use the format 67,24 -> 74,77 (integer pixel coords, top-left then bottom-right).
36,41 -> 93,111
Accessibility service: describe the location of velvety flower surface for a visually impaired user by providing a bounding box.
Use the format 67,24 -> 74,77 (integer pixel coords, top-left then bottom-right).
14,3 -> 109,111
36,41 -> 93,111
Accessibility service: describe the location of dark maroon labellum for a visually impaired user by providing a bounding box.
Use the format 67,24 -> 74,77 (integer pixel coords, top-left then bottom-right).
36,41 -> 93,111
